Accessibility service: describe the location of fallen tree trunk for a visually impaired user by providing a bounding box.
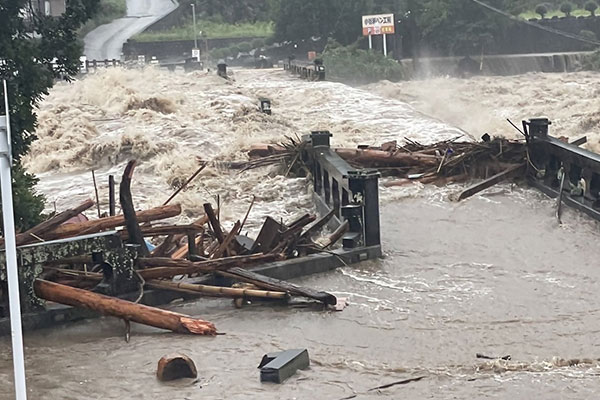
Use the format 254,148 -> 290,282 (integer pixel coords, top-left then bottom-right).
334,148 -> 439,168
34,279 -> 217,335
120,225 -> 203,240
43,204 -> 182,241
218,267 -> 337,305
1,198 -> 95,247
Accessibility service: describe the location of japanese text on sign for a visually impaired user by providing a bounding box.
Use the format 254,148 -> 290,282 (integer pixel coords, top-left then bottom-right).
362,13 -> 395,36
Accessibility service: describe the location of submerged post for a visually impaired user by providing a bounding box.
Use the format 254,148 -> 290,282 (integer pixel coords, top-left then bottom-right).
1,80 -> 27,399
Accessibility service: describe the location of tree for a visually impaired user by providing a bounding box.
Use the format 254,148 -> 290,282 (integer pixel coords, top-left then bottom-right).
560,2 -> 574,16
535,3 -> 548,18
0,0 -> 99,230
585,0 -> 598,15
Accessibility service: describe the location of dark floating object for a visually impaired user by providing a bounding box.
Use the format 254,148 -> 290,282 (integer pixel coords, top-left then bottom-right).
259,349 -> 310,383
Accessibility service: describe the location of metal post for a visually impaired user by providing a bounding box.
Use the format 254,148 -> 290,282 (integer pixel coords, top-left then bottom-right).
108,175 -> 115,216
1,80 -> 27,400
191,3 -> 198,49
368,35 -> 373,50
383,34 -> 388,57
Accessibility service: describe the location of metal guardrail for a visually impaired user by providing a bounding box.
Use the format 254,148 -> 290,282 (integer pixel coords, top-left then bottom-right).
283,59 -> 326,81
525,118 -> 600,221
303,131 -> 381,248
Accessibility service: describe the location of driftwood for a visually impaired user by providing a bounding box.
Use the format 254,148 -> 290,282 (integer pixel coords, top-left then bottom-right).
163,163 -> 207,206
300,208 -> 335,241
147,280 -> 288,300
321,220 -> 349,249
204,203 -> 224,243
157,354 -> 198,381
457,163 -> 526,201
43,204 -> 182,241
137,253 -> 280,280
218,267 -> 337,305
211,221 -> 241,259
120,160 -> 149,257
34,279 -> 217,335
0,198 -> 95,248
119,225 -> 203,240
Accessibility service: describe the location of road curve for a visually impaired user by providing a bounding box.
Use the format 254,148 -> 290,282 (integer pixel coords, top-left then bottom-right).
84,0 -> 177,60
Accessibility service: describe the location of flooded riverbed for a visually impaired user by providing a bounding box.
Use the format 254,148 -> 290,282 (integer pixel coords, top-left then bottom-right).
2,68 -> 600,398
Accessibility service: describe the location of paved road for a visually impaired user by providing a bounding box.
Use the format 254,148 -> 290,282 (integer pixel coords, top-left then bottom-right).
84,0 -> 177,60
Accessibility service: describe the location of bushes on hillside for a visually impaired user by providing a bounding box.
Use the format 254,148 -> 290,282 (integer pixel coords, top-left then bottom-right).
322,40 -> 405,84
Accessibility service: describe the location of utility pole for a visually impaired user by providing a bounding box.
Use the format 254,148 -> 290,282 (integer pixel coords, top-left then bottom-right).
1,80 -> 27,400
191,3 -> 198,49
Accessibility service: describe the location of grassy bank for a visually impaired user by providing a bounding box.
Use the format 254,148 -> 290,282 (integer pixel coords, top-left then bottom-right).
322,41 -> 405,84
519,8 -> 592,20
133,20 -> 274,42
79,0 -> 127,37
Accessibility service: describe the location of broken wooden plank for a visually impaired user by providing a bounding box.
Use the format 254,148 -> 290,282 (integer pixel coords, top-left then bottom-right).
571,136 -> 587,147
119,225 -> 203,240
34,279 -> 217,335
457,163 -> 526,201
300,208 -> 335,241
251,216 -> 284,254
204,203 -> 224,243
218,267 -> 337,305
211,221 -> 241,259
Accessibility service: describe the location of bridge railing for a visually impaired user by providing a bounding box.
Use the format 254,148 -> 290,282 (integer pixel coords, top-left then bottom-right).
526,118 -> 600,221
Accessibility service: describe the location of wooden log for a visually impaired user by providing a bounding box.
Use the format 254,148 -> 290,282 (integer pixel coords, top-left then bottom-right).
44,204 -> 182,240
119,225 -> 203,240
203,203 -> 224,243
321,220 -> 349,249
34,279 -> 217,335
218,267 -> 337,305
334,148 -> 439,168
137,253 -> 279,280
157,354 -> 198,381
147,280 -> 288,300
163,163 -> 207,206
248,144 -> 287,158
120,160 -> 149,257
1,199 -> 95,247
300,208 -> 335,241
457,163 -> 525,201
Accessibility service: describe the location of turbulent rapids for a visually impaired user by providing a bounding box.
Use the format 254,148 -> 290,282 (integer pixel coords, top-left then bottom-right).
5,67 -> 600,399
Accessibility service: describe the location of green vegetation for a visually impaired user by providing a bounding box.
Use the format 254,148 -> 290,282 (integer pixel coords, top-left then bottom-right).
560,1 -> 574,15
1,0 -> 98,230
585,1 -> 599,15
522,5 -> 592,18
79,0 -> 126,37
133,20 -> 273,42
582,49 -> 600,69
322,41 -> 405,84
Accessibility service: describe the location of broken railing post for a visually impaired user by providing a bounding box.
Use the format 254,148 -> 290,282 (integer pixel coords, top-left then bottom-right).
348,170 -> 381,247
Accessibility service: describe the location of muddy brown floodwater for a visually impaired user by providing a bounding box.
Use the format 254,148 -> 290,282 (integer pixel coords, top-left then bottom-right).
1,69 -> 600,399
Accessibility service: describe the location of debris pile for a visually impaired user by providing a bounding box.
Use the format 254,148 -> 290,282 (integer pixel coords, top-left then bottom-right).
249,136 -> 528,188
1,159 -> 342,337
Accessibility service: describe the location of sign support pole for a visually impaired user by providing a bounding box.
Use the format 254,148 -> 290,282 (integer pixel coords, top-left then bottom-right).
383,34 -> 388,57
368,35 -> 372,50
1,80 -> 27,400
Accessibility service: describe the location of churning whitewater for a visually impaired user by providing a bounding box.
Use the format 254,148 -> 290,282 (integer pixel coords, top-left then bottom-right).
4,67 -> 600,399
